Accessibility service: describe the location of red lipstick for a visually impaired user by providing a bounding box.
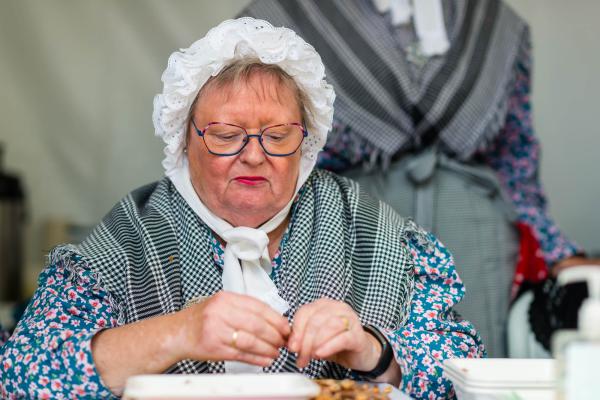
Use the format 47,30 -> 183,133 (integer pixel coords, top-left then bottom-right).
234,176 -> 267,186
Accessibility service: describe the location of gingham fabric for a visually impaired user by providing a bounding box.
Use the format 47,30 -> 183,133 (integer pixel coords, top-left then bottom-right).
240,0 -> 527,160
68,169 -> 414,377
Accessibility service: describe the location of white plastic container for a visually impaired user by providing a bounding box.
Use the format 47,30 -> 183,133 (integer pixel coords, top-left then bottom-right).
122,373 -> 320,400
443,358 -> 556,400
552,266 -> 600,400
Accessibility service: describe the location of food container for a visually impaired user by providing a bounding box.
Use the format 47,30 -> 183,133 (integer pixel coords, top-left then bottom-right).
443,358 -> 556,400
122,373 -> 321,400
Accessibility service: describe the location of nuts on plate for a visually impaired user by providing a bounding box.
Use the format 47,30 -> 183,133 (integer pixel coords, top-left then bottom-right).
313,379 -> 392,400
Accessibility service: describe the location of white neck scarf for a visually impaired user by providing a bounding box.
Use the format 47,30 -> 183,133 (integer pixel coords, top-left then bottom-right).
372,0 -> 449,56
169,158 -> 293,373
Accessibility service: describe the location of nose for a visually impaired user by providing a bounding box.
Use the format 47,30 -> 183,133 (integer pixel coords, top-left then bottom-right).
238,134 -> 266,165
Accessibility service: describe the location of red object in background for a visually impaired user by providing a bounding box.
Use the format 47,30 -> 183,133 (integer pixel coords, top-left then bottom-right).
512,222 -> 548,298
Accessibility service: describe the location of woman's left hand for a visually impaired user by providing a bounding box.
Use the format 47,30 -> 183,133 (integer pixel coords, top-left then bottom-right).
287,298 -> 381,371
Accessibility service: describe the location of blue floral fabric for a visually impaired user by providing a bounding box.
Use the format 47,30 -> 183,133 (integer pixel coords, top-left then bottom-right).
479,49 -> 582,266
0,253 -> 116,399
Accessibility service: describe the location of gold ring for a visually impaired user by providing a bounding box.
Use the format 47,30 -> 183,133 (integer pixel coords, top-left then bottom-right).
339,315 -> 351,331
231,330 -> 239,349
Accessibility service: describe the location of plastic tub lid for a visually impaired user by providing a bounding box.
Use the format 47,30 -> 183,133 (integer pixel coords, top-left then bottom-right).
443,358 -> 556,390
123,373 -> 321,399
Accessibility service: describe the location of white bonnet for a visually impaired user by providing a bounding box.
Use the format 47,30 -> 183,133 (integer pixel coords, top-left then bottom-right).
153,17 -> 336,185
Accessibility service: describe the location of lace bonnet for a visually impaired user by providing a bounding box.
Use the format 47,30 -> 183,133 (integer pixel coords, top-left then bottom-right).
152,17 -> 335,188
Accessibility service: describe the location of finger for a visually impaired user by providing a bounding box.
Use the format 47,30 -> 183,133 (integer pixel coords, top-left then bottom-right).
314,330 -> 356,359
230,294 -> 291,337
222,345 -> 276,367
289,298 -> 339,352
310,314 -> 354,351
288,303 -> 317,353
296,322 -> 317,369
211,292 -> 289,340
227,308 -> 286,348
296,312 -> 329,368
225,329 -> 281,359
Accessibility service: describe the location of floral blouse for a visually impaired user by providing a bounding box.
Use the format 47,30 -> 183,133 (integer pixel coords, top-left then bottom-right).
1,219 -> 483,399
318,44 -> 582,268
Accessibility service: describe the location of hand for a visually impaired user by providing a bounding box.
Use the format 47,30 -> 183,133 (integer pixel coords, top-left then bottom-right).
287,298 -> 381,371
175,291 -> 290,367
552,256 -> 600,277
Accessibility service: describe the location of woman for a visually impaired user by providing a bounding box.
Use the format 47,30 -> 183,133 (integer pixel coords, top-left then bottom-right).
0,18 -> 482,399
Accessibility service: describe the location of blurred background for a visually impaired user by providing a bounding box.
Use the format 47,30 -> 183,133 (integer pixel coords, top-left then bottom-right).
0,0 -> 599,307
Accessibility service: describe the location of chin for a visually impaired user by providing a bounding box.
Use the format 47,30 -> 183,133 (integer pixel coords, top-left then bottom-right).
225,202 -> 280,227
228,212 -> 274,228
231,186 -> 273,205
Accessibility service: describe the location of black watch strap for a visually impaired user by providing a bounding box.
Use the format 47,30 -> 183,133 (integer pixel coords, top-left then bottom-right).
352,324 -> 393,380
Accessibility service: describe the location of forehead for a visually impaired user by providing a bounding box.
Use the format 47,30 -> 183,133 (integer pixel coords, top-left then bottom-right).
204,71 -> 296,103
194,72 -> 301,123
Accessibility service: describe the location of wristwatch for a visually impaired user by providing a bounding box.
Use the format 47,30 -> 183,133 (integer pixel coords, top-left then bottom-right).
352,324 -> 393,379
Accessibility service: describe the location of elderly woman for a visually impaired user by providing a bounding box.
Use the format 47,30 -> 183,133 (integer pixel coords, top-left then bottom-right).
0,18 -> 483,399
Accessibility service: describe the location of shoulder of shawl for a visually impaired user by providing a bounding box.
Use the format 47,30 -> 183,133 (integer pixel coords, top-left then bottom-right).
127,177 -> 175,219
72,178 -> 178,290
91,177 -> 177,244
306,168 -> 360,201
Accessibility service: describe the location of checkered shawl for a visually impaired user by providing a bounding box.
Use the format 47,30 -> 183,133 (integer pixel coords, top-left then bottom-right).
240,0 -> 528,160
61,170 -> 414,377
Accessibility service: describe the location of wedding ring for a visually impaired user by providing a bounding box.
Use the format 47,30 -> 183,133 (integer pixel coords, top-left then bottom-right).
231,330 -> 239,349
339,315 -> 351,331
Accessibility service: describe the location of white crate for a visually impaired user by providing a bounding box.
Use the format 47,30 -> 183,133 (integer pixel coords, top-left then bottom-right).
443,358 -> 556,400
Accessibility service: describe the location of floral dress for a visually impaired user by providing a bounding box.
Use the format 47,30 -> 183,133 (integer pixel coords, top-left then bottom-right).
1,215 -> 483,399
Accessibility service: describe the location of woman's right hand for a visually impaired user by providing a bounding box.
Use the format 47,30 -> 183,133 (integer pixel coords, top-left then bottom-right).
175,291 -> 291,367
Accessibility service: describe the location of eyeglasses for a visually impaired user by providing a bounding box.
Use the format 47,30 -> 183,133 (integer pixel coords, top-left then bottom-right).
191,120 -> 308,157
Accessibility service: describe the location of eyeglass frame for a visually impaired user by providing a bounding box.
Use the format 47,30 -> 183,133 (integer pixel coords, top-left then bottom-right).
191,120 -> 308,157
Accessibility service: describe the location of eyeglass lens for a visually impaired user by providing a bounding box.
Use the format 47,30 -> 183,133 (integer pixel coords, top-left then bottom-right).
203,124 -> 304,155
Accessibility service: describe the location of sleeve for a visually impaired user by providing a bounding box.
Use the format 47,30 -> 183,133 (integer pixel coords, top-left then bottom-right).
479,35 -> 583,267
381,232 -> 485,399
0,249 -> 118,399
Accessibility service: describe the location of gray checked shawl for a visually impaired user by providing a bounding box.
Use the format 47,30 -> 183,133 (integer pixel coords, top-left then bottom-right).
65,170 -> 414,377
240,0 -> 528,160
